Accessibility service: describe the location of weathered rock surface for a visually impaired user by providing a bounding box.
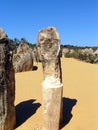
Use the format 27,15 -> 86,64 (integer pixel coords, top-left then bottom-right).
37,27 -> 63,130
13,43 -> 33,73
0,28 -> 15,130
32,47 -> 39,63
62,48 -> 69,57
37,27 -> 61,79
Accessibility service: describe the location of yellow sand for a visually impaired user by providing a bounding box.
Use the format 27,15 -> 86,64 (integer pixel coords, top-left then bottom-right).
15,58 -> 98,130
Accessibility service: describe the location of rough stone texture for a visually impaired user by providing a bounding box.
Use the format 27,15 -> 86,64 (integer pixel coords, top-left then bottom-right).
37,27 -> 63,130
43,87 -> 62,130
32,47 -> 39,63
37,27 -> 61,79
0,28 -> 15,130
13,43 -> 33,73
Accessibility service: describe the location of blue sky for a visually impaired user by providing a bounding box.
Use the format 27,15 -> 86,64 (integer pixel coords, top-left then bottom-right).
0,0 -> 98,46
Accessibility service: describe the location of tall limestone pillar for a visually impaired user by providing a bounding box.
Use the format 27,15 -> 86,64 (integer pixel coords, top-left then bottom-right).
0,28 -> 15,130
37,27 -> 63,130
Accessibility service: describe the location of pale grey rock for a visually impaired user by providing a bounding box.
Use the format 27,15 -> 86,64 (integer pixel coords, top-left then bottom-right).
62,48 -> 69,57
37,27 -> 63,130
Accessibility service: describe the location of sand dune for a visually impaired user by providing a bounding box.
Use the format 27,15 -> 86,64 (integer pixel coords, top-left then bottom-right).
15,58 -> 98,130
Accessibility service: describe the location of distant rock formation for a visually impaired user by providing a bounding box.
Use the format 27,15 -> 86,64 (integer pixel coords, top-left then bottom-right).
13,43 -> 33,73
61,45 -> 98,64
32,47 -> 39,63
62,48 -> 69,57
0,28 -> 15,130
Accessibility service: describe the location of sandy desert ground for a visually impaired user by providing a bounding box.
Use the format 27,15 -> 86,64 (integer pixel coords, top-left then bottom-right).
15,58 -> 98,130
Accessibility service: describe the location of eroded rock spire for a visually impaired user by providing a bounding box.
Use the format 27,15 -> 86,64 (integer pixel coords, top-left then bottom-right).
37,27 -> 63,130
0,28 -> 15,130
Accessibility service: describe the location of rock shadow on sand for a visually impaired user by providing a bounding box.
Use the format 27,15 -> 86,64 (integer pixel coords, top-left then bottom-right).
61,97 -> 77,129
15,99 -> 41,128
32,66 -> 38,71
